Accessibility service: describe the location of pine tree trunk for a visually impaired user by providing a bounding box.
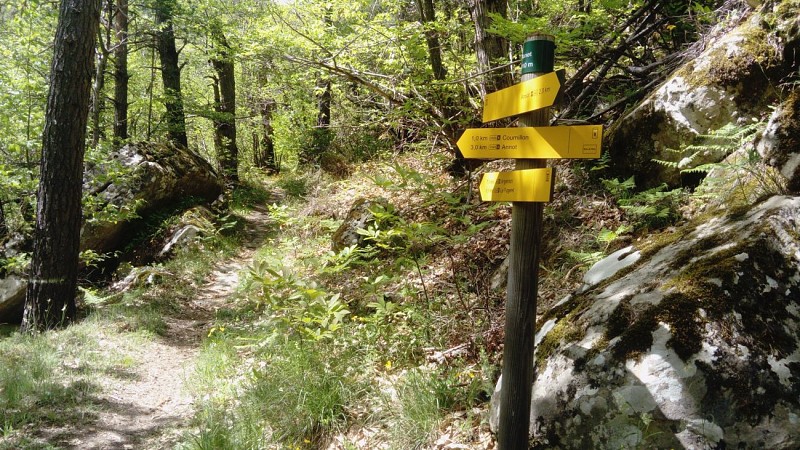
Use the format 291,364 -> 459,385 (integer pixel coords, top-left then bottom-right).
210,29 -> 238,186
90,43 -> 107,147
470,0 -> 511,97
113,0 -> 129,147
154,0 -> 187,149
307,75 -> 331,164
416,0 -> 446,81
21,0 -> 101,332
259,99 -> 277,174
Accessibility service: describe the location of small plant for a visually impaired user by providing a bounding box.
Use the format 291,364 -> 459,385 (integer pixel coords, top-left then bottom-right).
654,120 -> 785,205
248,260 -> 350,342
276,172 -> 309,198
602,177 -> 686,230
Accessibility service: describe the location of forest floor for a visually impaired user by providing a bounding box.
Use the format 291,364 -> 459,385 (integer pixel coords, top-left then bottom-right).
36,206 -> 274,449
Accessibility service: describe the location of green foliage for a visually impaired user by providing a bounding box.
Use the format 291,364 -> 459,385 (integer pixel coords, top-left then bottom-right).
0,322 -> 141,443
228,183 -> 274,211
187,337 -> 361,449
248,260 -> 350,342
654,121 -> 786,206
654,122 -> 764,174
388,364 -> 489,448
275,172 -> 310,198
603,176 -> 686,229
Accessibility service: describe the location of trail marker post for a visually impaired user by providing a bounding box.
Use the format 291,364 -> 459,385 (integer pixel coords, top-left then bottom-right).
496,33 -> 554,450
459,34 -> 602,448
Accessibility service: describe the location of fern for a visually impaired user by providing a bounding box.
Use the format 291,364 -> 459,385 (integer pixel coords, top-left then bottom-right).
656,121 -> 764,175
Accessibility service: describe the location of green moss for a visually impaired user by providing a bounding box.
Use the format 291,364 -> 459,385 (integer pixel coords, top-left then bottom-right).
538,292 -> 593,325
605,298 -> 634,341
611,306 -> 657,361
682,21 -> 778,93
535,316 -> 586,370
638,228 -> 685,260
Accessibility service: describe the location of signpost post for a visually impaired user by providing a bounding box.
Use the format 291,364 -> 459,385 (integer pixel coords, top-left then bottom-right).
495,33 -> 555,450
460,33 -> 601,449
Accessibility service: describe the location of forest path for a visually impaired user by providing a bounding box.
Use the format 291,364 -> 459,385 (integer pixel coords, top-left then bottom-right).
58,204 -> 274,450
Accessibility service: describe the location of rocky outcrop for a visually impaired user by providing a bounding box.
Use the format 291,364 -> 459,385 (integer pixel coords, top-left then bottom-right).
331,197 -> 389,252
0,275 -> 25,323
606,2 -> 800,188
490,195 -> 800,449
0,143 -> 222,324
82,142 -> 222,254
757,91 -> 800,192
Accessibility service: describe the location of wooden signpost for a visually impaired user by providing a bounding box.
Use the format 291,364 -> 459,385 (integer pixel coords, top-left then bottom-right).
479,168 -> 554,202
482,71 -> 561,123
457,125 -> 603,160
461,34 -> 603,449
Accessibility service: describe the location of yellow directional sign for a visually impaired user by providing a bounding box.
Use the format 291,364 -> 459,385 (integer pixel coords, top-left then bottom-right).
482,72 -> 561,123
457,125 -> 602,160
479,168 -> 554,202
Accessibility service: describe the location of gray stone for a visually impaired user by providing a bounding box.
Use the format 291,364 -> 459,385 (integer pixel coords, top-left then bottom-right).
491,195 -> 800,449
81,142 -> 222,255
331,197 -> 389,252
757,92 -> 800,192
0,143 -> 222,324
0,275 -> 25,323
605,5 -> 797,188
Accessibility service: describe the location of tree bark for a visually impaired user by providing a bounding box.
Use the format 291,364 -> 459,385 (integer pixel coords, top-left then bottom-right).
210,29 -> 238,186
91,0 -> 114,148
470,0 -> 511,97
258,99 -> 278,173
21,0 -> 101,332
154,0 -> 187,149
415,0 -> 446,81
113,0 -> 129,147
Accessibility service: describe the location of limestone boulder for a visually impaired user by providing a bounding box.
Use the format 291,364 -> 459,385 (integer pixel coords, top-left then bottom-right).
0,275 -> 25,324
81,142 -> 223,254
0,143 -> 222,324
757,91 -> 800,192
331,197 -> 390,252
606,2 -> 800,188
490,195 -> 800,449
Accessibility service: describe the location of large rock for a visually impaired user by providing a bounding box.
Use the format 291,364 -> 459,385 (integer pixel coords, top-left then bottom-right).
331,197 -> 389,252
757,90 -> 800,192
490,195 -> 800,449
606,2 -> 800,188
0,275 -> 25,323
0,143 -> 222,324
81,142 -> 222,254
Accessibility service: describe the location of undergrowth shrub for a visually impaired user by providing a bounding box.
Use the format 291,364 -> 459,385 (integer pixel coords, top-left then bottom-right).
602,176 -> 686,230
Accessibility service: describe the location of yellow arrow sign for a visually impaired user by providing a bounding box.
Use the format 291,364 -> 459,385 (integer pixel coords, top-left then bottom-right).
482,72 -> 561,123
457,125 -> 603,160
479,168 -> 555,202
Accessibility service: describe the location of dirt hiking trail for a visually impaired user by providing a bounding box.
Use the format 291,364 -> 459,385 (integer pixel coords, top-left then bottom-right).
44,205 -> 273,450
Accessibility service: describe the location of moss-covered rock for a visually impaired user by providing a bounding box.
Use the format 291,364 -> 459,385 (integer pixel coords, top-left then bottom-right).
81,142 -> 223,255
606,3 -> 800,188
757,90 -> 800,192
491,195 -> 800,449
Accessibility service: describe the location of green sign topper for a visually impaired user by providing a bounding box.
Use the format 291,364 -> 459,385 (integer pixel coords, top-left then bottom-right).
521,38 -> 555,74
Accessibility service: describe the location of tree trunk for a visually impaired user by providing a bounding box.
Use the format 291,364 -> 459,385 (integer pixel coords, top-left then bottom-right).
0,202 -> 7,244
154,0 -> 187,149
470,0 -> 511,97
90,0 -> 113,148
113,0 -> 129,147
258,99 -> 278,174
21,0 -> 101,332
210,29 -> 238,186
415,0 -> 446,81
306,75 -> 331,164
